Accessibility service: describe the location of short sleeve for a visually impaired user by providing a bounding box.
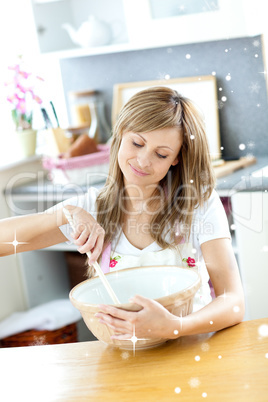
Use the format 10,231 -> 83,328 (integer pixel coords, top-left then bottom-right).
191,189 -> 231,248
45,187 -> 99,244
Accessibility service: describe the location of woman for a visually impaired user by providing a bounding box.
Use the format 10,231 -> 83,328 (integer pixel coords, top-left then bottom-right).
0,87 -> 244,341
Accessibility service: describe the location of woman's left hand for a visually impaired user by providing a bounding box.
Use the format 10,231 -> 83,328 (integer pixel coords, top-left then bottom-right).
95,295 -> 180,340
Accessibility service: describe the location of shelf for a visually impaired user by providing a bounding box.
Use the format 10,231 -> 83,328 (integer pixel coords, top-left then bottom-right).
41,41 -> 168,60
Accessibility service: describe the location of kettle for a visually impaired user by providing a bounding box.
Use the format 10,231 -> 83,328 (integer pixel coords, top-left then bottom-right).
62,15 -> 114,48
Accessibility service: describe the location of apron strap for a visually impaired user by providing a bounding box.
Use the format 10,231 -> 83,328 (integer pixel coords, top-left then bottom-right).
101,243 -> 111,273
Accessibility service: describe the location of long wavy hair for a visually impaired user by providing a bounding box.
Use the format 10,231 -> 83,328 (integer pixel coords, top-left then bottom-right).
88,86 -> 215,275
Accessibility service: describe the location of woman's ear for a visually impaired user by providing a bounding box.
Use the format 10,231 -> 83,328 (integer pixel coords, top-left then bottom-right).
171,156 -> 179,166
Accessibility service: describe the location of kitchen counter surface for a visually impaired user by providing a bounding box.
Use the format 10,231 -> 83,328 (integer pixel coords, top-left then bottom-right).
5,156 -> 268,199
0,318 -> 267,401
216,156 -> 268,195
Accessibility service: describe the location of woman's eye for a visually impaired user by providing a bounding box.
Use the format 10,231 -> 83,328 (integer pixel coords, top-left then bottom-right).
132,141 -> 143,148
132,141 -> 167,159
156,153 -> 167,159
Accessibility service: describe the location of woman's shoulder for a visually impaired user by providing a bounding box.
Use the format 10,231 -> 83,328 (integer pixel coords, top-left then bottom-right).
194,188 -> 223,218
192,188 -> 230,244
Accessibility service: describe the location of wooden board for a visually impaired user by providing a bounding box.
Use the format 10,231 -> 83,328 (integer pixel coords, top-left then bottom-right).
214,157 -> 257,178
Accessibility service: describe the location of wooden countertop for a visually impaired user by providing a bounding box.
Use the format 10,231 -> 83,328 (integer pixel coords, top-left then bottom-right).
1,318 -> 267,401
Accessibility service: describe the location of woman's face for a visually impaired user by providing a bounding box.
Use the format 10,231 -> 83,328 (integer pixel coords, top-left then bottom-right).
118,127 -> 183,190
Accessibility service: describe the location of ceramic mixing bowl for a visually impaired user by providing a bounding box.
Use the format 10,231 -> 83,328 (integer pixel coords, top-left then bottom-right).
69,265 -> 201,350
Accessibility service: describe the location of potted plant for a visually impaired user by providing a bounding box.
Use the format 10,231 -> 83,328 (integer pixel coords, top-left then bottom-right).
5,57 -> 43,157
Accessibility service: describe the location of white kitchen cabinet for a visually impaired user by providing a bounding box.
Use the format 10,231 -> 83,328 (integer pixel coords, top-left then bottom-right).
31,0 -> 128,54
231,192 -> 268,320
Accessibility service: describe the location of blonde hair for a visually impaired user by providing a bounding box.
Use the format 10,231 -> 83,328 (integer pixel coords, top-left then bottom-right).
88,86 -> 215,275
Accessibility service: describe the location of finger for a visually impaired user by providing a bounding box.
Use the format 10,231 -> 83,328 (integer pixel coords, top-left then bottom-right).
99,319 -> 131,334
77,226 -> 100,253
110,333 -> 133,340
97,305 -> 135,321
77,232 -> 97,254
75,229 -> 89,247
87,231 -> 105,263
129,294 -> 153,308
72,223 -> 87,240
78,225 -> 104,254
97,313 -> 133,332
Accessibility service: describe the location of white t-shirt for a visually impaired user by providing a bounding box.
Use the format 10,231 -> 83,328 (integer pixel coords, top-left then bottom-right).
55,187 -> 231,311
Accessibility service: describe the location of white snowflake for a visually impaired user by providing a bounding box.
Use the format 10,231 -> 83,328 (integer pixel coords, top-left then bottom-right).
1,231 -> 29,254
253,40 -> 260,47
249,82 -> 261,94
218,289 -> 231,303
30,335 -> 48,346
247,140 -> 255,149
201,342 -> 210,352
258,324 -> 268,337
120,325 -> 149,356
246,153 -> 254,159
157,72 -> 171,80
200,170 -> 209,182
217,100 -> 225,109
121,351 -> 130,360
188,377 -> 201,388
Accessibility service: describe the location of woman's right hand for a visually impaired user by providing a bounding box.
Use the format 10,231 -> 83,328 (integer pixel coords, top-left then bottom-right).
63,205 -> 105,264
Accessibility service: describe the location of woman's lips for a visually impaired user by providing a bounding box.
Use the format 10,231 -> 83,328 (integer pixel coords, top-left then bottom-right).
129,164 -> 149,177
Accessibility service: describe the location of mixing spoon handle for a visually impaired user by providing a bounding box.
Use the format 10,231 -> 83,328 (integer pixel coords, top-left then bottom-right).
63,207 -> 120,304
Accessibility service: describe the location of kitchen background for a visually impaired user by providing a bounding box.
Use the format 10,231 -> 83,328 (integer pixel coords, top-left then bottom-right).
0,0 -> 267,344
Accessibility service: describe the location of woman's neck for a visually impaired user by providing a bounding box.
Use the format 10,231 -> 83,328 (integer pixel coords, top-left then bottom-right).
123,183 -> 161,214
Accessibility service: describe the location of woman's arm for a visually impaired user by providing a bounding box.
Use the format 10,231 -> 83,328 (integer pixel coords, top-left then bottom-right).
95,238 -> 245,339
0,209 -> 67,256
0,205 -> 104,262
173,238 -> 245,337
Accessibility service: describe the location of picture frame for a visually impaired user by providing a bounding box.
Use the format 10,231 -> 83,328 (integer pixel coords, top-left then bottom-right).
122,0 -> 247,48
112,75 -> 221,160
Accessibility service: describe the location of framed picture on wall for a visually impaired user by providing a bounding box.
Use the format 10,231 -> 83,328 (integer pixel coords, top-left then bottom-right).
112,75 -> 221,160
122,0 -> 247,48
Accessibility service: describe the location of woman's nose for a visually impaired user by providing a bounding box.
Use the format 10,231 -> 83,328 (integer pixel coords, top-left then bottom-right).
136,149 -> 152,169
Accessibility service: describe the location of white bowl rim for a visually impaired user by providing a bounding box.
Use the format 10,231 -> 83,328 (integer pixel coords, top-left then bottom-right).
69,265 -> 201,310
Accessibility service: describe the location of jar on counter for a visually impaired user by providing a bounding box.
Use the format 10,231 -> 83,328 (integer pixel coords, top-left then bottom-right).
68,90 -> 111,144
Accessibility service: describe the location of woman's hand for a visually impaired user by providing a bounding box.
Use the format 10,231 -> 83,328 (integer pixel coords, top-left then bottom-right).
63,205 -> 105,263
95,295 -> 181,340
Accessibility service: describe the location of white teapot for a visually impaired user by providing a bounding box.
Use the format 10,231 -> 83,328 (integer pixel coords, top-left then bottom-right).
62,16 -> 114,48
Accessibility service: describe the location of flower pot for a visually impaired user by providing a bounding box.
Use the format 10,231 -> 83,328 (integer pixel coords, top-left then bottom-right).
16,129 -> 37,157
